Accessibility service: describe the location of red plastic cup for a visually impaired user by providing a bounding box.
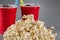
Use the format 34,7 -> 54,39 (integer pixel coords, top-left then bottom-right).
20,3 -> 40,21
0,4 -> 17,34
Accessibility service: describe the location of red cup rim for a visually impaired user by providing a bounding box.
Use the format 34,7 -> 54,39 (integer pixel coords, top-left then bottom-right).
0,4 -> 18,8
20,3 -> 40,7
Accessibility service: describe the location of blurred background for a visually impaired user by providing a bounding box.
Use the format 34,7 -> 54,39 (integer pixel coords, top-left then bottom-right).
0,0 -> 60,40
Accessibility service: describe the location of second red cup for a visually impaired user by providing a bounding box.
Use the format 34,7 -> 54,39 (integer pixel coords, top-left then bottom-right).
20,3 -> 40,21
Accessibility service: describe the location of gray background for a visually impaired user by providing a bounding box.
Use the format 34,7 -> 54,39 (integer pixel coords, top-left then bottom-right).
0,0 -> 60,40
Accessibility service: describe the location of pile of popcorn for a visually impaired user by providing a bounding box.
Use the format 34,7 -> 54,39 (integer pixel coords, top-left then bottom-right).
3,14 -> 57,40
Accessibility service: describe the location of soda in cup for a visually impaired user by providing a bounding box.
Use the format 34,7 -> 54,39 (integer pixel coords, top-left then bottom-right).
0,4 -> 17,34
20,3 -> 40,21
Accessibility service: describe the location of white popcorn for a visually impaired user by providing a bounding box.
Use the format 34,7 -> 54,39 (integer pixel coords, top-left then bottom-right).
3,14 -> 57,40
50,26 -> 55,29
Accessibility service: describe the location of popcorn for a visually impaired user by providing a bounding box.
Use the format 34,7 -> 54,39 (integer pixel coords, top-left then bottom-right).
3,14 -> 57,40
50,26 -> 55,29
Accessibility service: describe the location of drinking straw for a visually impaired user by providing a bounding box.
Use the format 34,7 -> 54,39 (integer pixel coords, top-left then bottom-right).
20,0 -> 24,5
15,0 -> 18,6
